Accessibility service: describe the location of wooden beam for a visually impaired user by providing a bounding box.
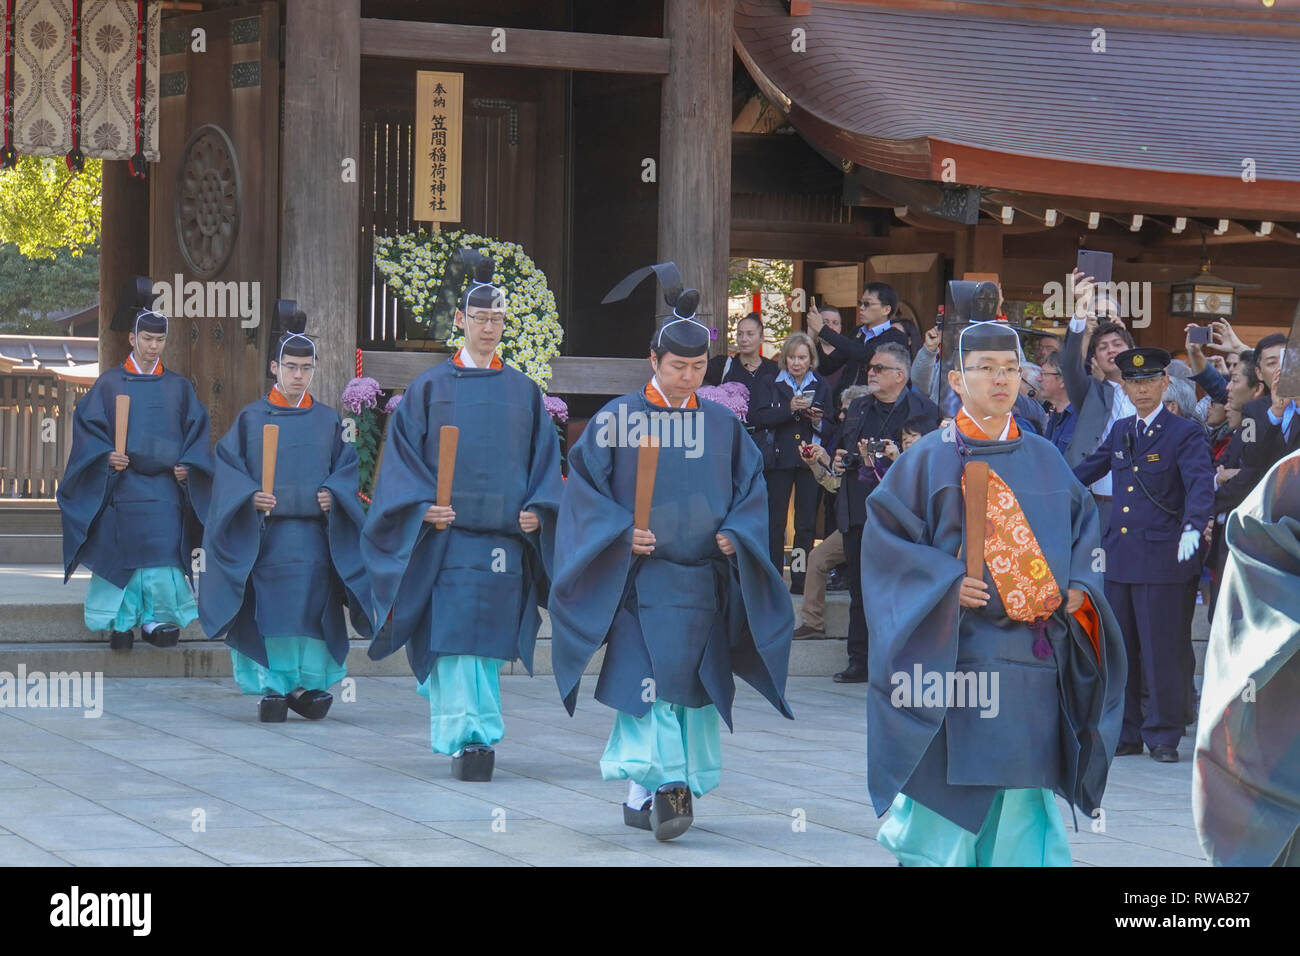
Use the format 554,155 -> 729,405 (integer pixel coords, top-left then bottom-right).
281,0 -> 361,414
360,352 -> 651,395
659,0 -> 732,355
359,19 -> 671,75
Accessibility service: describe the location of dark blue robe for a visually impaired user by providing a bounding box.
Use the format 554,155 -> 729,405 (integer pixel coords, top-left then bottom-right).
549,391 -> 794,729
58,365 -> 213,588
862,422 -> 1127,832
361,361 -> 562,681
1195,451 -> 1300,866
198,397 -> 372,667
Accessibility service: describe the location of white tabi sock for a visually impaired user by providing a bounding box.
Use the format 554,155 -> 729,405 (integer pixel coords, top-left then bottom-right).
627,780 -> 651,810
142,621 -> 160,634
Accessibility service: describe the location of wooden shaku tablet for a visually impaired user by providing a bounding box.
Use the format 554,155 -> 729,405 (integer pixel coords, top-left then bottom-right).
963,460 -> 990,580
113,394 -> 130,469
435,425 -> 458,529
261,424 -> 279,507
634,435 -> 661,532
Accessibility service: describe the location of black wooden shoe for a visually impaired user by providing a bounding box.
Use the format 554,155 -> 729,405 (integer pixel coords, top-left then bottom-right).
451,745 -> 495,781
650,782 -> 693,841
1115,741 -> 1144,756
286,688 -> 333,720
108,629 -> 134,651
1149,745 -> 1180,763
259,694 -> 289,722
623,798 -> 652,831
141,624 -> 180,647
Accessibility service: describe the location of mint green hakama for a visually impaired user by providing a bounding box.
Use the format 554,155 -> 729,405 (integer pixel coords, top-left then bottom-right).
416,654 -> 507,755
878,788 -> 1072,867
84,567 -> 197,632
600,700 -> 723,797
231,636 -> 347,696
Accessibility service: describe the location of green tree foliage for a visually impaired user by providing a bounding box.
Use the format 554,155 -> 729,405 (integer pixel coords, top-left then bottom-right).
0,242 -> 100,332
728,257 -> 794,350
0,156 -> 102,258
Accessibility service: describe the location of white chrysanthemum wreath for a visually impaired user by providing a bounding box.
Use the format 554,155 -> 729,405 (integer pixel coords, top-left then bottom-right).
374,229 -> 564,390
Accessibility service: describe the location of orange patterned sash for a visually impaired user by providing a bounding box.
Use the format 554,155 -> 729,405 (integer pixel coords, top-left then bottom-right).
960,464 -> 1061,658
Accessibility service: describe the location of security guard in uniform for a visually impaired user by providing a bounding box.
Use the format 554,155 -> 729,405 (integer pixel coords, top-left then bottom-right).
1074,347 -> 1214,762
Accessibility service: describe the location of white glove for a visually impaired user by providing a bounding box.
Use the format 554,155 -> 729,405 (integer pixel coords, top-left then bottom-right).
1177,529 -> 1200,562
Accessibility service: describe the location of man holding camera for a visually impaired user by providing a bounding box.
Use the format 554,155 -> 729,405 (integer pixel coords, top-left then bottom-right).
827,342 -> 939,683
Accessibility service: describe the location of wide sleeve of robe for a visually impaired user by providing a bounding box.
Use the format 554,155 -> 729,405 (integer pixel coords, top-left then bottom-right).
57,377 -> 118,581
549,408 -> 637,713
717,416 -> 795,721
1194,451 -> 1300,866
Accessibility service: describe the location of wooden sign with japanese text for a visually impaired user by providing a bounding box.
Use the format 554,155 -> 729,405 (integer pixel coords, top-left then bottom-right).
414,71 -> 464,222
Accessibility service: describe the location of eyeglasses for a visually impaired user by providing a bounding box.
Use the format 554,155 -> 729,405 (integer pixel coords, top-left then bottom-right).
858,299 -> 879,308
867,364 -> 904,374
962,364 -> 1022,380
467,312 -> 506,327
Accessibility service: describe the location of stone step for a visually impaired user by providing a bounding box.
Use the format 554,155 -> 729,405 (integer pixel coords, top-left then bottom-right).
0,534 -> 62,564
0,507 -> 62,535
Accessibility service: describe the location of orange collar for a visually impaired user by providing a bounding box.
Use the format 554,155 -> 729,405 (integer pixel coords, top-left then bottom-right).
452,347 -> 503,369
645,379 -> 698,409
124,354 -> 163,375
956,407 -> 1020,441
269,386 -> 312,408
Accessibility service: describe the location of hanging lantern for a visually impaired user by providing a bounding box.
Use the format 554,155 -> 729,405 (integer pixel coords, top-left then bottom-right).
1165,230 -> 1258,321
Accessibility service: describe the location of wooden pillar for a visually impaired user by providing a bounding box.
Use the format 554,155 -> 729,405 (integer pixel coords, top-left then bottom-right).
98,160 -> 149,370
972,223 -> 1004,278
280,0 -> 360,410
952,226 -> 973,278
658,0 -> 732,353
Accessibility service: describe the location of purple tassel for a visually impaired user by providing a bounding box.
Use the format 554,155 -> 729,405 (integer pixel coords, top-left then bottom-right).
1030,619 -> 1052,659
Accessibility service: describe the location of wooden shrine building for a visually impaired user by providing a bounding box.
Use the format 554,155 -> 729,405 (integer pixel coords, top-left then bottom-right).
12,0 -> 1300,443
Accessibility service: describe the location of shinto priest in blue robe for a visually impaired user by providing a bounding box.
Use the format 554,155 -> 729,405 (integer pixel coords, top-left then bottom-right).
58,332 -> 213,636
361,348 -> 562,757
198,385 -> 373,696
1194,449 -> 1300,866
861,346 -> 1126,866
549,378 -> 795,799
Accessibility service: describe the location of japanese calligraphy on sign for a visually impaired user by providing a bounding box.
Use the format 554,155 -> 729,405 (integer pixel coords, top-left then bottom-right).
414,71 -> 464,222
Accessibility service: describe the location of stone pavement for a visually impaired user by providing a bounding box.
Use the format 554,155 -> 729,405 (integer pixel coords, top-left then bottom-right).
0,674 -> 1206,866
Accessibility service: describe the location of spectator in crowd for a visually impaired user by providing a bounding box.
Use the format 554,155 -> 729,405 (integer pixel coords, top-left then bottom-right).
1162,372 -> 1200,423
1242,333 -> 1300,474
806,282 -> 910,408
812,306 -> 846,391
1020,361 -> 1044,403
892,317 -> 924,360
795,407 -> 934,640
704,311 -> 777,390
823,384 -> 870,594
748,333 -> 832,594
911,323 -> 1049,435
1039,351 -> 1076,455
1034,334 -> 1063,365
1205,350 -> 1270,616
1060,270 -> 1137,529
827,342 -> 939,683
